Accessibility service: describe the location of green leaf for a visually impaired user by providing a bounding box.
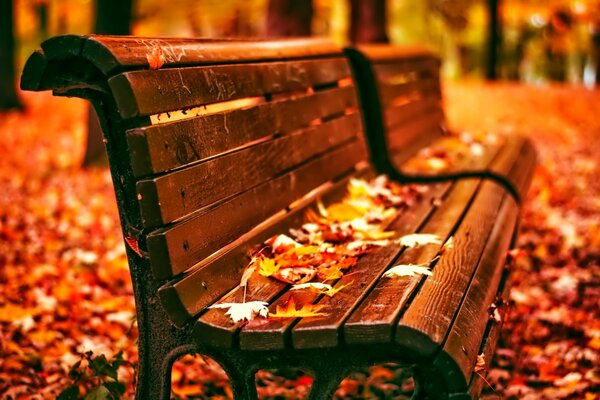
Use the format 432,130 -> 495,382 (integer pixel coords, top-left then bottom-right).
89,354 -> 118,380
104,381 -> 126,396
84,385 -> 111,400
57,386 -> 80,400
68,360 -> 82,380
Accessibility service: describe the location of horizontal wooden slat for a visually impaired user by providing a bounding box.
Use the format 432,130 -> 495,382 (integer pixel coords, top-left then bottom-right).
373,59 -> 440,82
386,109 -> 445,153
395,181 -> 507,358
109,57 -> 352,118
379,78 -> 440,105
467,261 -> 514,399
288,183 -> 449,350
146,139 -> 367,281
126,85 -> 358,177
355,44 -> 437,64
81,36 -> 342,75
434,194 -> 518,392
161,168 -> 374,329
237,184 -> 445,351
137,112 -> 363,227
343,178 -> 480,346
384,97 -> 442,129
487,135 -> 537,201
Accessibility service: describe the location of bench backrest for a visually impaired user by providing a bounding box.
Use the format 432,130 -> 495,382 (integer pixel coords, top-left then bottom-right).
345,45 -> 445,173
22,35 -> 369,326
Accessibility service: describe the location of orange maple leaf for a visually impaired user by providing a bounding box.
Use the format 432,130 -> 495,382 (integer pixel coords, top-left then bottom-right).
269,297 -> 325,318
146,47 -> 165,70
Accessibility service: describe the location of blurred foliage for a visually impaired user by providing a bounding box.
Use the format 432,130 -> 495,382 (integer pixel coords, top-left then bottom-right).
12,0 -> 600,82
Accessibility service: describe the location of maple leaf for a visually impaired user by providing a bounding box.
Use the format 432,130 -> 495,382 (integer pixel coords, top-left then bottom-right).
322,281 -> 353,297
209,301 -> 269,323
272,266 -> 316,284
398,233 -> 443,247
268,234 -> 301,252
256,257 -> 280,277
474,354 -> 486,373
269,297 -> 325,318
317,265 -> 344,281
325,202 -> 363,222
383,264 -> 433,278
290,282 -> 333,292
146,47 -> 165,70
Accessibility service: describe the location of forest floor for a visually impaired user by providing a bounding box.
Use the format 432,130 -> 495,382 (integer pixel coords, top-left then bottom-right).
0,83 -> 599,399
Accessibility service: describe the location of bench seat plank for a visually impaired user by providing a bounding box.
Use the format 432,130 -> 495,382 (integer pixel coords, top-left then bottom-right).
237,183 -> 446,351
191,169 -> 373,345
435,193 -> 518,392
290,183 -> 449,350
343,178 -> 479,346
395,180 -> 507,357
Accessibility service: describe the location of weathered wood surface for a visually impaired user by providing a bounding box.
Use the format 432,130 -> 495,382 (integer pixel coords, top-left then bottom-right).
395,181 -> 507,357
190,169 -> 373,340
147,139 -> 367,280
108,57 -> 351,118
343,178 -> 480,345
127,85 -> 357,177
435,194 -> 518,391
137,113 -> 363,227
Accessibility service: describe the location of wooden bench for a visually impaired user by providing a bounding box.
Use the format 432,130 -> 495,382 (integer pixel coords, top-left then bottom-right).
345,44 -> 536,202
21,35 -> 534,400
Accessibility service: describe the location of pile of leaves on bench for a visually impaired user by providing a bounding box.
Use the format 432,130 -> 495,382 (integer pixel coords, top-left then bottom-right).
210,175 -> 453,323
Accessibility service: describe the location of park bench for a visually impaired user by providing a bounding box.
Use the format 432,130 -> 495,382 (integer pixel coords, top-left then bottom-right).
345,45 -> 536,202
21,35 -> 535,400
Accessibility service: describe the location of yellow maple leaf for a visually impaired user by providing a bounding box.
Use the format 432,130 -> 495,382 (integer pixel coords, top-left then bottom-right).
257,257 -> 280,277
269,297 -> 326,318
322,281 -> 353,297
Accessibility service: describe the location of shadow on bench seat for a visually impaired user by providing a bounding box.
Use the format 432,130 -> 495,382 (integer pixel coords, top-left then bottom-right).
21,35 -> 532,400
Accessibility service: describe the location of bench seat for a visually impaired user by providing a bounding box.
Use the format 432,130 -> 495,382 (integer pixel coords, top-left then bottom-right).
345,45 -> 536,202
20,35 -> 532,400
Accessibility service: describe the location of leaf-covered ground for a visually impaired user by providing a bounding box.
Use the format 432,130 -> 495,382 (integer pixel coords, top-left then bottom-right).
1,84 -> 599,399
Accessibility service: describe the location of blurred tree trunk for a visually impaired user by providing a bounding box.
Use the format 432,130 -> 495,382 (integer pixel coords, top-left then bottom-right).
36,0 -> 49,39
94,0 -> 134,35
0,0 -> 22,111
349,0 -> 389,43
486,0 -> 501,80
267,0 -> 313,37
84,0 -> 134,166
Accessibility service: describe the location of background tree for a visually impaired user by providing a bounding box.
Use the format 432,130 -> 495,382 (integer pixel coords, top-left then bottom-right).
349,0 -> 389,43
486,0 -> 502,80
84,0 -> 135,165
266,0 -> 313,37
0,0 -> 22,110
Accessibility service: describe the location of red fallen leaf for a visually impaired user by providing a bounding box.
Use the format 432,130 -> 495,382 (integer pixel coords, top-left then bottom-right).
146,47 -> 165,70
124,235 -> 143,257
292,376 -> 314,387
